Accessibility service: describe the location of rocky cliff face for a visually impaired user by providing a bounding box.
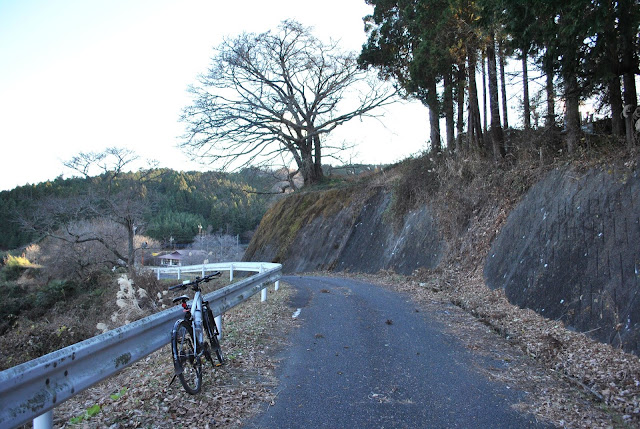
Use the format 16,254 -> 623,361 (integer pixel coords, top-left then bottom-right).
335,190 -> 443,275
244,187 -> 444,275
245,159 -> 640,354
484,165 -> 640,353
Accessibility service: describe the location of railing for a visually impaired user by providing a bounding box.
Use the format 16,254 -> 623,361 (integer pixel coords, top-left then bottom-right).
0,262 -> 282,429
154,262 -> 281,301
154,261 -> 277,281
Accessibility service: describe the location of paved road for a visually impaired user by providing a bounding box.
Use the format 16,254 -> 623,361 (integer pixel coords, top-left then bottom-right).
244,276 -> 550,429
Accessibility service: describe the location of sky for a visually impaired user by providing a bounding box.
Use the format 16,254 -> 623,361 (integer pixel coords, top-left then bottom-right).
0,0 -> 431,192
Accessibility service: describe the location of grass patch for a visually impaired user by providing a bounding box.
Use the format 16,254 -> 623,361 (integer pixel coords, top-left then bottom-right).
2,254 -> 40,281
0,279 -> 81,334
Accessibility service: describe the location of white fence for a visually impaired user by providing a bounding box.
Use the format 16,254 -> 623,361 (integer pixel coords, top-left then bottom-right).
0,262 -> 282,429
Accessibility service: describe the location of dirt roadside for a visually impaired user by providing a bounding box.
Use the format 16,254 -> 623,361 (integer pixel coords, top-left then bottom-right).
39,270 -> 640,428
46,285 -> 297,429
359,269 -> 640,429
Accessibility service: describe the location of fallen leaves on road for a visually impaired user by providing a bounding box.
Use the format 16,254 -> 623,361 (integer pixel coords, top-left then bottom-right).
364,268 -> 640,428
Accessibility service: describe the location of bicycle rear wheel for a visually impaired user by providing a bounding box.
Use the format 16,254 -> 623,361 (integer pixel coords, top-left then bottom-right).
171,319 -> 202,394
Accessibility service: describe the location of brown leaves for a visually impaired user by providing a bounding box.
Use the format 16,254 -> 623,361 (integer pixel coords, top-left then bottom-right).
350,268 -> 640,427
53,286 -> 295,428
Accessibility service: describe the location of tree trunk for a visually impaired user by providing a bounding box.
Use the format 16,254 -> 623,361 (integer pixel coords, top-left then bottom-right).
603,0 -> 624,137
619,0 -> 638,147
467,48 -> 484,150
622,67 -> 637,108
499,39 -> 509,130
487,34 -> 505,160
300,144 -> 319,186
444,70 -> 455,151
456,63 -> 466,153
610,75 -> 624,136
127,219 -> 136,277
544,52 -> 556,129
522,50 -> 531,130
564,74 -> 581,154
482,51 -> 488,133
313,134 -> 324,182
623,74 -> 637,148
426,77 -> 442,152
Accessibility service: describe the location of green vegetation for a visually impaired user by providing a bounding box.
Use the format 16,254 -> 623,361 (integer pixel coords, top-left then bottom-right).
360,0 -> 639,155
2,254 -> 37,280
110,387 -> 128,401
0,168 -> 274,250
0,275 -> 80,334
246,187 -> 357,263
69,403 -> 101,425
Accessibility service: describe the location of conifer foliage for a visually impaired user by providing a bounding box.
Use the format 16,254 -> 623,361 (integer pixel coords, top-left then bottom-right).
359,0 -> 640,154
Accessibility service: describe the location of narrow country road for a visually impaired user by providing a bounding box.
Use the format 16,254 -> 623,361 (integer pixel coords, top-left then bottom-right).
244,276 -> 550,429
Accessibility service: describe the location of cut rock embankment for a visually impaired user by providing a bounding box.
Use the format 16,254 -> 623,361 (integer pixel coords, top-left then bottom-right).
245,160 -> 640,355
485,165 -> 640,354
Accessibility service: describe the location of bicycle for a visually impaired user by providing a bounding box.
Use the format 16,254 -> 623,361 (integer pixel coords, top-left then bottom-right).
169,272 -> 225,394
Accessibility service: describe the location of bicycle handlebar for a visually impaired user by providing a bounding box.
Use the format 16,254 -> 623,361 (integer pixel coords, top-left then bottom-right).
168,271 -> 222,291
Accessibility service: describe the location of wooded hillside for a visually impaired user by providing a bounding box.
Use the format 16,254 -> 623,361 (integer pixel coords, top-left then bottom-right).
0,168 -> 275,251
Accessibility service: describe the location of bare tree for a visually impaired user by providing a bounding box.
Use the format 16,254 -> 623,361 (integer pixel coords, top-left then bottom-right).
182,233 -> 245,265
26,219 -> 158,281
20,147 -> 157,276
180,20 -> 397,186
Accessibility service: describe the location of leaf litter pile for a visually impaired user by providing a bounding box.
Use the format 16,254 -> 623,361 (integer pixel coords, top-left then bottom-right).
361,268 -> 640,428
52,285 -> 296,428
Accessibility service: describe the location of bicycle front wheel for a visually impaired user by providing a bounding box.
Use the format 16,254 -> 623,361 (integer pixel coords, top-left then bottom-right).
171,319 -> 202,394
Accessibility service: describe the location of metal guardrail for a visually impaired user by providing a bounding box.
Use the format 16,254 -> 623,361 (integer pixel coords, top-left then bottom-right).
0,262 -> 282,429
153,261 -> 277,282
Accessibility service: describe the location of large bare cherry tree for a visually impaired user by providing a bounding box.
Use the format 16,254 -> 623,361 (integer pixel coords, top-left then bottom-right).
180,20 -> 397,186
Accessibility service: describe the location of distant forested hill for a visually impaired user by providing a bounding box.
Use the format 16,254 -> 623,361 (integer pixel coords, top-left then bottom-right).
0,168 -> 276,250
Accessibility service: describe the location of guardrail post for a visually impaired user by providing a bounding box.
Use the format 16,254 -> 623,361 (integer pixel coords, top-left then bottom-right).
259,265 -> 267,302
178,267 -> 181,280
33,410 -> 52,429
202,265 -> 206,277
230,264 -> 234,282
215,315 -> 223,340
157,269 -> 160,281
275,280 -> 280,291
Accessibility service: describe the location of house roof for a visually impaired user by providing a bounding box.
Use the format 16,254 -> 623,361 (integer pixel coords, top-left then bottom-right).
158,251 -> 184,260
157,249 -> 208,260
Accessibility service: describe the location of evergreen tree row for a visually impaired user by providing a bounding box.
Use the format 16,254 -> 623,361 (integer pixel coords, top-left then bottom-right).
360,0 -> 639,156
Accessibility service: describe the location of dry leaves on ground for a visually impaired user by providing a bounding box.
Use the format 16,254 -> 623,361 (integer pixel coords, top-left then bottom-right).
50,285 -> 295,429
363,268 -> 640,428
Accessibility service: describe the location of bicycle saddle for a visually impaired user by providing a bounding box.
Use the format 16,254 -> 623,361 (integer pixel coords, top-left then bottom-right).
172,295 -> 190,303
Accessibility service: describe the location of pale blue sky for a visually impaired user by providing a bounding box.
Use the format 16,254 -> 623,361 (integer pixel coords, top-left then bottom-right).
0,0 -> 430,191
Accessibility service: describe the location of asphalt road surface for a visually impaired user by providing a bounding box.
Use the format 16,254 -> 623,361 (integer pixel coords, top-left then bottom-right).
244,276 -> 550,429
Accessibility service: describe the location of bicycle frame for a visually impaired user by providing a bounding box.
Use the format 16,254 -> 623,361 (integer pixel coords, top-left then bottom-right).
189,290 -> 204,353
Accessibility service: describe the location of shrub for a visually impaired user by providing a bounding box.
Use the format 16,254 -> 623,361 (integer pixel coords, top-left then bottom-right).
2,254 -> 33,281
4,254 -> 31,268
0,282 -> 31,334
32,280 -> 80,315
